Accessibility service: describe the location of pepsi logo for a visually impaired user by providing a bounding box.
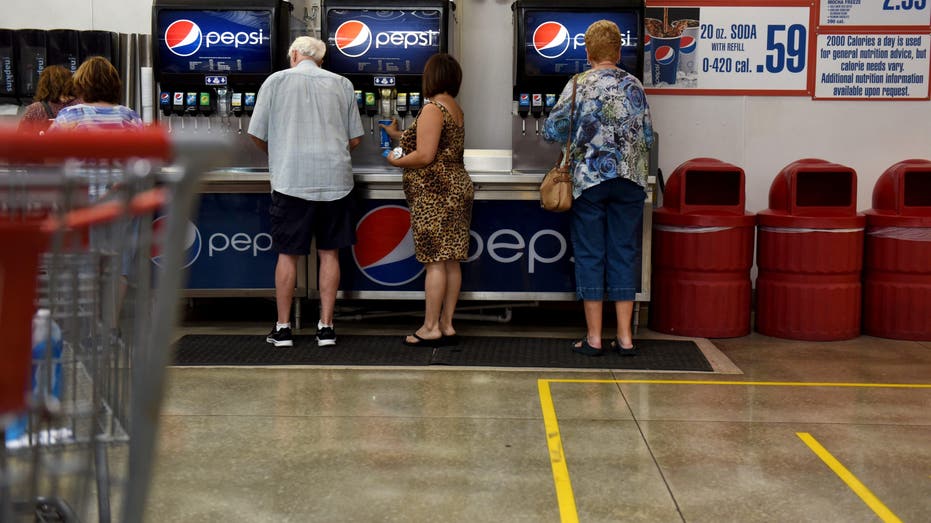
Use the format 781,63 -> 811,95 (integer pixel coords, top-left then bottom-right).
533,21 -> 571,59
335,20 -> 373,58
643,34 -> 651,51
165,19 -> 202,57
655,46 -> 677,66
352,206 -> 424,286
679,36 -> 696,54
151,217 -> 202,269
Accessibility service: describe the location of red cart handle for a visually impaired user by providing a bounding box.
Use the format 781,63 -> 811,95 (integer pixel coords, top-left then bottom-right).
0,126 -> 172,163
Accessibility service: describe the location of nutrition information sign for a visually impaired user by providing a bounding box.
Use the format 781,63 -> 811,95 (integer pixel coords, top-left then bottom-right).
644,0 -> 814,96
815,0 -> 931,100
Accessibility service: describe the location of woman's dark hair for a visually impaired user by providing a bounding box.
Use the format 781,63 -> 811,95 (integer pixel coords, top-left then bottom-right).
422,53 -> 462,98
72,56 -> 122,104
34,65 -> 73,103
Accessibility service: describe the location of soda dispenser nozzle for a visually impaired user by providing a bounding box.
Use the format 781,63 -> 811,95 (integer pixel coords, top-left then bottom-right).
531,94 -> 543,134
199,91 -> 214,117
379,87 -> 395,118
172,92 -> 185,116
544,93 -> 556,116
396,93 -> 408,129
160,91 -> 173,133
198,91 -> 214,132
517,93 -> 530,135
160,91 -> 172,117
231,91 -> 243,133
364,91 -> 377,133
409,92 -> 422,118
244,92 -> 256,135
244,92 -> 256,115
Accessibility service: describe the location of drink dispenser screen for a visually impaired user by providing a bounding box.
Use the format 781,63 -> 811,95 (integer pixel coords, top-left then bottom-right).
325,8 -> 441,74
522,10 -> 640,77
156,9 -> 273,74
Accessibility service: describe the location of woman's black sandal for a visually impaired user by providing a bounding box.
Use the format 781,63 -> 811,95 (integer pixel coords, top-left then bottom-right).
402,332 -> 443,347
572,338 -> 604,356
610,339 -> 639,356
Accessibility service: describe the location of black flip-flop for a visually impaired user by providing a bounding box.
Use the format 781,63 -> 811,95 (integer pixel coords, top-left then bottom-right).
610,339 -> 639,356
440,334 -> 460,346
571,338 -> 604,357
402,332 -> 443,347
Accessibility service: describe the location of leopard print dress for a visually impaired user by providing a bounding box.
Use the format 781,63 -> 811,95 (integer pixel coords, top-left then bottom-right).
400,101 -> 474,263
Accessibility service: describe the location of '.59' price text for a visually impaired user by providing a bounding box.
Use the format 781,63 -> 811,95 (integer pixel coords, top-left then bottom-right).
699,23 -> 806,75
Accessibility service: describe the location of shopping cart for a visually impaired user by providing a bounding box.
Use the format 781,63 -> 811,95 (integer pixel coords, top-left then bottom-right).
0,127 -> 230,522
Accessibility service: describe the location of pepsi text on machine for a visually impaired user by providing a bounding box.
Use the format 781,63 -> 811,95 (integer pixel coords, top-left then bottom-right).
326,9 -> 442,74
523,11 -> 641,76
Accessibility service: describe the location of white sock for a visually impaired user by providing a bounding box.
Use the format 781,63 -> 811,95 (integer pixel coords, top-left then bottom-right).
318,320 -> 332,329
276,322 -> 290,331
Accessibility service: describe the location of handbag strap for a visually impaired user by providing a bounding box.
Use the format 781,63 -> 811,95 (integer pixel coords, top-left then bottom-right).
559,76 -> 578,169
41,101 -> 55,119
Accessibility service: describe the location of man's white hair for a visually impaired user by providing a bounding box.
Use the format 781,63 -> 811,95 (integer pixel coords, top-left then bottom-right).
288,36 -> 326,60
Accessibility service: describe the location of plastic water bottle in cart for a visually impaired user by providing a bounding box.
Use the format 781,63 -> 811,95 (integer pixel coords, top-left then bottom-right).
4,309 -> 63,448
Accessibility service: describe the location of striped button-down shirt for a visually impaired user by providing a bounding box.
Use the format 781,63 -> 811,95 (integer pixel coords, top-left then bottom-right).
249,60 -> 364,201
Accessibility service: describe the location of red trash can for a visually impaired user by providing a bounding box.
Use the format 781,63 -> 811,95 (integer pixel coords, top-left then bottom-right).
756,159 -> 865,340
864,160 -> 931,340
651,158 -> 756,338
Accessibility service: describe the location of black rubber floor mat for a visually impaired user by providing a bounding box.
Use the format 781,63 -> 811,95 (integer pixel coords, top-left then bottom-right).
173,335 -> 713,371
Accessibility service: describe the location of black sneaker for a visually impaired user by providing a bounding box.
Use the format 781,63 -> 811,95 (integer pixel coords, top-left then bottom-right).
316,325 -> 336,347
266,326 -> 293,347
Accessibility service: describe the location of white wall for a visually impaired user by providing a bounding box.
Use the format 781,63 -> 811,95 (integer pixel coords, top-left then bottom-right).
5,0 -> 931,212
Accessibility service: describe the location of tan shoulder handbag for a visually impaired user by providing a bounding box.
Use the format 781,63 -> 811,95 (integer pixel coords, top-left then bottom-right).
540,76 -> 578,212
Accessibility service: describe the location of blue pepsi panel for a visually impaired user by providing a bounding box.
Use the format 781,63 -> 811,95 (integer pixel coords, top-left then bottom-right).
171,194 -> 278,289
156,10 -> 272,74
340,199 -> 576,294
524,11 -> 640,76
325,9 -> 441,74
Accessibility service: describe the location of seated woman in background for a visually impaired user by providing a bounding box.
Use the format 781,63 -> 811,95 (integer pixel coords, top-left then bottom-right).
49,56 -> 142,132
17,65 -> 78,134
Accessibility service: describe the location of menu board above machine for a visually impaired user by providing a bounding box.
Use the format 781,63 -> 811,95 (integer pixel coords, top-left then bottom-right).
156,9 -> 273,74
324,8 -> 443,75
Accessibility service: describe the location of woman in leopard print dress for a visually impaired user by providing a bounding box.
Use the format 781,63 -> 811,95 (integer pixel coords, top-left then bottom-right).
383,54 -> 474,347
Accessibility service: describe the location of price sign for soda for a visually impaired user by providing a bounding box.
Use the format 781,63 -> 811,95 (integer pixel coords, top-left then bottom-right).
821,0 -> 931,26
645,5 -> 811,94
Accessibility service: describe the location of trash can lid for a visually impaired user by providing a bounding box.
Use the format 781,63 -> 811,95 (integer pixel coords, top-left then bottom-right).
766,159 -> 859,218
654,208 -> 756,227
664,158 -> 747,216
757,210 -> 865,229
869,159 -> 931,218
864,211 -> 931,228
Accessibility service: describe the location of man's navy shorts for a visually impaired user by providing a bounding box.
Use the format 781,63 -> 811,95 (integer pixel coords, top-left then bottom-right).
269,191 -> 356,254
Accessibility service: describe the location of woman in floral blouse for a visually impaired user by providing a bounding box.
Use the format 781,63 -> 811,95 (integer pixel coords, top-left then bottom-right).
543,19 -> 655,357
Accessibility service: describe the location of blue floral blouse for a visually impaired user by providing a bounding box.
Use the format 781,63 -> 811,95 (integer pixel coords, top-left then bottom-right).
543,69 -> 654,198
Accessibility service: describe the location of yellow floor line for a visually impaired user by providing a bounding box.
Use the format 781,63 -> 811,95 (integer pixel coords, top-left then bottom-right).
537,379 -> 928,521
542,379 -> 931,388
797,432 -> 903,523
538,379 -> 579,523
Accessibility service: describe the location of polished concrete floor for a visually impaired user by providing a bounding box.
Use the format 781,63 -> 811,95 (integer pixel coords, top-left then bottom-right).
145,305 -> 931,522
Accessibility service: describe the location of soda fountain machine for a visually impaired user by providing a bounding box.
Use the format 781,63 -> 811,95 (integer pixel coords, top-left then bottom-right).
321,0 -> 450,171
152,0 -> 291,165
